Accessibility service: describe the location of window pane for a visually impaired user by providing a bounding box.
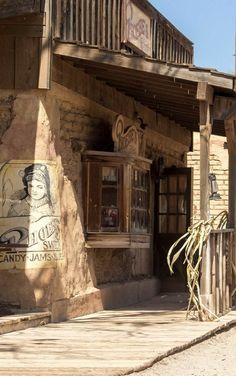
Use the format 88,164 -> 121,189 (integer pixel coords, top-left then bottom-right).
159,195 -> 167,213
159,178 -> 167,194
159,215 -> 167,233
178,175 -> 187,193
133,170 -> 147,188
132,169 -> 149,233
169,195 -> 177,213
168,176 -> 177,193
101,208 -> 119,228
131,209 -> 147,231
178,215 -> 187,233
102,187 -> 117,206
168,215 -> 177,233
102,167 -> 118,184
142,191 -> 147,208
178,195 -> 186,214
133,169 -> 138,187
133,190 -> 146,208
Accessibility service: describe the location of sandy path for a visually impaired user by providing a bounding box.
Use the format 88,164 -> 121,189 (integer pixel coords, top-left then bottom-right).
129,326 -> 236,376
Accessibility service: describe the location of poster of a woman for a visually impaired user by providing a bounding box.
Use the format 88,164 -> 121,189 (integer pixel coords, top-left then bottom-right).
8,163 -> 54,222
0,160 -> 62,269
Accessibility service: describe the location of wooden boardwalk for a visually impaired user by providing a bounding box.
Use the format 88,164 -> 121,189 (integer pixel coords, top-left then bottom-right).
0,293 -> 235,376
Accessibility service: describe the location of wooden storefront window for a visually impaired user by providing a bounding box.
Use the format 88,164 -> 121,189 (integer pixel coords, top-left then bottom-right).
82,151 -> 152,248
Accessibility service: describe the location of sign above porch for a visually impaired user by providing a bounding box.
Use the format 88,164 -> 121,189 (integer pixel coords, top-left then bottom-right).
0,0 -> 41,19
122,0 -> 152,57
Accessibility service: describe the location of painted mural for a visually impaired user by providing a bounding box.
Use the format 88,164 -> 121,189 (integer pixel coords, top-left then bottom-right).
0,161 -> 63,269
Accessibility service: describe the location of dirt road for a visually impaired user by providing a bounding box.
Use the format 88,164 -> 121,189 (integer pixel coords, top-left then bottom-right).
129,326 -> 236,376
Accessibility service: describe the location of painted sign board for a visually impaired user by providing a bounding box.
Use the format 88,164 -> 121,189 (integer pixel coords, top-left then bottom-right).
0,0 -> 41,19
0,160 -> 63,269
112,114 -> 146,157
123,0 -> 152,57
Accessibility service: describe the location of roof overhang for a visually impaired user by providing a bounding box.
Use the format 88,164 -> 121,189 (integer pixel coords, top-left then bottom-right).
54,42 -> 236,136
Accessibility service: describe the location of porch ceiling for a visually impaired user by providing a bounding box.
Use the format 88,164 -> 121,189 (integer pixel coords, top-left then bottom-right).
54,42 -> 236,137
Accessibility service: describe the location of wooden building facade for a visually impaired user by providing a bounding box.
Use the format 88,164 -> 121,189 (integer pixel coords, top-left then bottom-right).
0,0 -> 235,320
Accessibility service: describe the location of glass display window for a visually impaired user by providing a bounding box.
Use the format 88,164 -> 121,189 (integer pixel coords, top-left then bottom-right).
82,151 -> 151,248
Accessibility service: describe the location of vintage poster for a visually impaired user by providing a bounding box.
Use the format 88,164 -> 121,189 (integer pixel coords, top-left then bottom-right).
0,160 -> 63,269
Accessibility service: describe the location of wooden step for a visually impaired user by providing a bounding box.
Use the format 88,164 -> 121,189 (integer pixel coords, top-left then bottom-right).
0,312 -> 51,335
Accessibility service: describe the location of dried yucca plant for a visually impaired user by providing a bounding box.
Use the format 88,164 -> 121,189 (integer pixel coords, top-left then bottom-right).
167,211 -> 228,321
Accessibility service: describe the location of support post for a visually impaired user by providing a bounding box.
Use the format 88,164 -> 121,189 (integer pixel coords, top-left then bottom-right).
224,114 -> 236,228
224,110 -> 236,308
197,82 -> 213,221
197,82 -> 214,312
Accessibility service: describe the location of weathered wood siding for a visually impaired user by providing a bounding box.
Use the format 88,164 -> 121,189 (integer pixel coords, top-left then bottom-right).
0,0 -> 51,89
0,0 -> 41,19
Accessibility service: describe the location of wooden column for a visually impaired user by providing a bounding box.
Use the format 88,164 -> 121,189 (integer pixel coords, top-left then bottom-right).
224,110 -> 236,309
197,82 -> 214,220
197,82 -> 214,311
224,111 -> 236,228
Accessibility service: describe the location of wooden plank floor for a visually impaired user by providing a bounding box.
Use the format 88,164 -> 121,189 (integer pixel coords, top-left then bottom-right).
0,293 -> 235,376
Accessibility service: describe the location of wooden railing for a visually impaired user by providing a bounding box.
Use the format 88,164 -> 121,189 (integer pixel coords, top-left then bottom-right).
151,14 -> 193,64
53,0 -> 193,64
200,229 -> 236,316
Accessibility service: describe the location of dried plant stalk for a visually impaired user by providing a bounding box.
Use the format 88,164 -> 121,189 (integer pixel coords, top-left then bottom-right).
167,211 -> 228,321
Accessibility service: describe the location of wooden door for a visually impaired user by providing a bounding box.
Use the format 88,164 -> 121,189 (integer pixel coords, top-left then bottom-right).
154,167 -> 192,292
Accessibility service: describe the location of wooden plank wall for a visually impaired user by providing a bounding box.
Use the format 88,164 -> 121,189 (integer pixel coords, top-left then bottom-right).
0,0 -> 41,19
0,0 -> 51,89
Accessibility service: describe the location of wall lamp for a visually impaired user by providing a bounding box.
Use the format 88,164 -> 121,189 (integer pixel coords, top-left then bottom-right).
209,173 -> 221,200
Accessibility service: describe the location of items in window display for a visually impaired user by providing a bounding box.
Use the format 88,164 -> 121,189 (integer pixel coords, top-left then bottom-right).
102,167 -> 118,183
101,208 -> 119,228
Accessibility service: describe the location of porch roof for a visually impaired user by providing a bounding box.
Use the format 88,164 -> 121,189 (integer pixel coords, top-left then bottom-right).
54,42 -> 236,137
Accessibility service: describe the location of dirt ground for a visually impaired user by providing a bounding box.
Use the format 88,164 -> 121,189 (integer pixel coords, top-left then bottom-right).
129,326 -> 236,376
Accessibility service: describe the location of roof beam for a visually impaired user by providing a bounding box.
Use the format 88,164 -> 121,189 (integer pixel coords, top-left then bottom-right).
54,42 -> 235,90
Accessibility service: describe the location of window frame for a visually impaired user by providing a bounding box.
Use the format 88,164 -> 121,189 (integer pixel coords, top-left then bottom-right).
82,151 -> 152,248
